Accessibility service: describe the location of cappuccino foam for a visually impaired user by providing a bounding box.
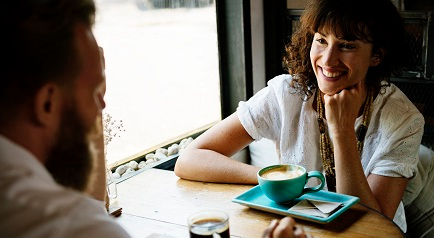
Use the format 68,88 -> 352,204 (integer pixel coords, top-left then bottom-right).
261,168 -> 303,180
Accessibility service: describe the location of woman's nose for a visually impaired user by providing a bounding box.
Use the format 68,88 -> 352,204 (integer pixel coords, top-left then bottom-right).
322,45 -> 339,66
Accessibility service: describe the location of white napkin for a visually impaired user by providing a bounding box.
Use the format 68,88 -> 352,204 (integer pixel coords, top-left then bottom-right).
288,199 -> 342,218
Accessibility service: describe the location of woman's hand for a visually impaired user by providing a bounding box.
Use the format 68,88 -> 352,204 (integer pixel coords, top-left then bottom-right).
323,82 -> 366,137
262,217 -> 311,238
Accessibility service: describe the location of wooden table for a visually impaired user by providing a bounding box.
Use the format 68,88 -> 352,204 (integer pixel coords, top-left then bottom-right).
113,168 -> 404,238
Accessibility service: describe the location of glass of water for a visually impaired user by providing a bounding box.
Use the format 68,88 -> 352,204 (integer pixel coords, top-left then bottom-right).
106,171 -> 117,199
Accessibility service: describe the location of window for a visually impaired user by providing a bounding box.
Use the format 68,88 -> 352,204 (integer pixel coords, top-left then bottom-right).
94,0 -> 221,167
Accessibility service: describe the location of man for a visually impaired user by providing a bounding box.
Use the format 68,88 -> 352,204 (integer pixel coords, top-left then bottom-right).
0,0 -> 129,237
0,0 -> 307,237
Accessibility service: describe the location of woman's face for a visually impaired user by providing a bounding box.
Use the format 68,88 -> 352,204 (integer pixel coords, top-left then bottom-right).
310,31 -> 380,95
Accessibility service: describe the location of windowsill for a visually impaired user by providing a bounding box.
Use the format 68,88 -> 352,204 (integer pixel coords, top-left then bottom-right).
114,155 -> 179,184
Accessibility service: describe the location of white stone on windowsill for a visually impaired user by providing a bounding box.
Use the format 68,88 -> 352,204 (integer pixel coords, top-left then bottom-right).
111,137 -> 195,183
138,161 -> 146,169
115,165 -> 128,175
122,168 -> 135,176
167,144 -> 179,156
128,160 -> 138,170
156,148 -> 168,156
145,153 -> 155,161
154,151 -> 167,161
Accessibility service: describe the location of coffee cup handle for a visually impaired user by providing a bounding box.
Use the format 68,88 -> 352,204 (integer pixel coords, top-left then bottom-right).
301,171 -> 325,194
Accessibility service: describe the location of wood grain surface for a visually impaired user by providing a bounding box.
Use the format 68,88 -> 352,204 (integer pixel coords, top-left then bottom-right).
114,168 -> 404,238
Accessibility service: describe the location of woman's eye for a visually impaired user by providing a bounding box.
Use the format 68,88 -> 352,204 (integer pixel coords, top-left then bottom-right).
316,38 -> 326,44
340,43 -> 355,49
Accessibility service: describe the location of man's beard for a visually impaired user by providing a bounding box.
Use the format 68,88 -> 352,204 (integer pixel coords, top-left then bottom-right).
45,104 -> 97,192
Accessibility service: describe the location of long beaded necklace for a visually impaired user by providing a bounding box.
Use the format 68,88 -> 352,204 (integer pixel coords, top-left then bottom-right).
316,89 -> 373,192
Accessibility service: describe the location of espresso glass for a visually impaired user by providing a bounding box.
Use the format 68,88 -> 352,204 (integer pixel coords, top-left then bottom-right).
188,210 -> 230,238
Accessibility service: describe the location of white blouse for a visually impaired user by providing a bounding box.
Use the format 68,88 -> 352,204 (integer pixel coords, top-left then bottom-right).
238,74 -> 425,231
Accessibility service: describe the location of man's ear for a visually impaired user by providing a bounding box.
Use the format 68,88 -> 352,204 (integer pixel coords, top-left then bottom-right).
370,49 -> 385,67
33,84 -> 62,127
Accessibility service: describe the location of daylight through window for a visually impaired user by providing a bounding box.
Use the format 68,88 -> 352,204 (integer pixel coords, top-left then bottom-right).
94,0 -> 221,166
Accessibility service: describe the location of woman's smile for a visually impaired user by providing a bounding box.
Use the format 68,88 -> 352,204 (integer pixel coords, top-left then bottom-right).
322,68 -> 345,78
310,31 -> 378,95
320,67 -> 347,82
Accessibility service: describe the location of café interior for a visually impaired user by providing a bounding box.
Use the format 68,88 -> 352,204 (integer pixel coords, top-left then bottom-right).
100,0 -> 434,237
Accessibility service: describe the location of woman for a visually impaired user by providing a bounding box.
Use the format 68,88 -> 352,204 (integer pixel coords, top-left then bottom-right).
175,0 -> 424,232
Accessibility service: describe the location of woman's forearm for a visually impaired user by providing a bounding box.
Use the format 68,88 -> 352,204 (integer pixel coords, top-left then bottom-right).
175,148 -> 259,184
333,132 -> 381,212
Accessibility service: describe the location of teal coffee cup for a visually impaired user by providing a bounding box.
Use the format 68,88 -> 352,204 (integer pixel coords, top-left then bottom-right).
257,164 -> 325,203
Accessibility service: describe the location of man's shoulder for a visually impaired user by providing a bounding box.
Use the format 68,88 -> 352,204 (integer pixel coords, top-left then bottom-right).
0,168 -> 129,238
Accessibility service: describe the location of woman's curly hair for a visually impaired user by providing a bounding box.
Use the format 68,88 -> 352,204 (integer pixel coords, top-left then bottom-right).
283,0 -> 409,99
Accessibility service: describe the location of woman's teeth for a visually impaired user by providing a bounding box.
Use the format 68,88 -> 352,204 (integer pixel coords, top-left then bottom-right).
323,70 -> 343,78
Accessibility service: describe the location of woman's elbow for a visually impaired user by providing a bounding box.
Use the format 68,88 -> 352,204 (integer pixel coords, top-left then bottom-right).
174,150 -> 193,178
173,161 -> 185,178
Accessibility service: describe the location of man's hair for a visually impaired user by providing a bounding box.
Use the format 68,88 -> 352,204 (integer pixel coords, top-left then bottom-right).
283,0 -> 408,99
0,0 -> 96,122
